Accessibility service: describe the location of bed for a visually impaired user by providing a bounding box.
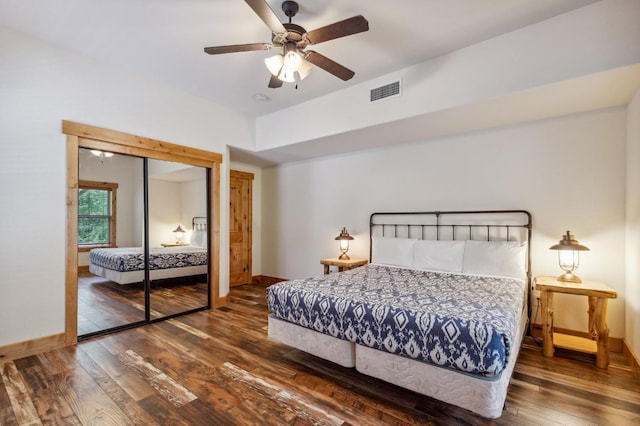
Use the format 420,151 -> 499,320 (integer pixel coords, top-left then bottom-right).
89,217 -> 209,285
266,210 -> 531,418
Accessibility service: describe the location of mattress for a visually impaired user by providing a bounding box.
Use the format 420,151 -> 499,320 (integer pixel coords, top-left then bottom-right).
90,246 -> 208,272
266,263 -> 526,377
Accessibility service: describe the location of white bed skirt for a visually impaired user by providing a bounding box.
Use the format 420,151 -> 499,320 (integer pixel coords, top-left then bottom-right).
89,264 -> 207,285
355,307 -> 528,418
267,307 -> 528,418
268,316 -> 356,368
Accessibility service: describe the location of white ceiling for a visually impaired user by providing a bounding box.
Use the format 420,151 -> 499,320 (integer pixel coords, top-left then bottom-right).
0,0 -> 599,117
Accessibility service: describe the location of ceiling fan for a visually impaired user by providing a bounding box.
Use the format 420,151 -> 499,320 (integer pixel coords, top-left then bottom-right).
204,0 -> 369,88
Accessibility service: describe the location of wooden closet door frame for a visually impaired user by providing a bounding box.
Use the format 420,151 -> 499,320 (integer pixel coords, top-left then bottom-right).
64,121 -> 223,346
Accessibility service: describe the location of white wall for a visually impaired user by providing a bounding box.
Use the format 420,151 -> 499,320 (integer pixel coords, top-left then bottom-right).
180,177 -> 208,243
148,166 -> 208,248
262,107 -> 627,338
148,179 -> 183,248
256,0 -> 640,150
0,25 -> 253,346
626,89 -> 640,357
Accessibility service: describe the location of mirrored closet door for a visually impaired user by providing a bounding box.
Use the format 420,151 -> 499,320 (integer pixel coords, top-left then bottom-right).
147,158 -> 209,320
77,151 -> 210,339
77,149 -> 146,336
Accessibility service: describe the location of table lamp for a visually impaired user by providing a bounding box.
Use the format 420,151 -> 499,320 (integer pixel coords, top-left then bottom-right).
549,230 -> 589,283
335,227 -> 354,260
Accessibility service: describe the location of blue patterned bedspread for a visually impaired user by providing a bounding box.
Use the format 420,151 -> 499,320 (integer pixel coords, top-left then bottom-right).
90,246 -> 207,272
266,264 -> 526,377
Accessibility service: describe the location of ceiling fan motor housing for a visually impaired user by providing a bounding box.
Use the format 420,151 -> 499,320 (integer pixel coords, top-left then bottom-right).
273,23 -> 307,47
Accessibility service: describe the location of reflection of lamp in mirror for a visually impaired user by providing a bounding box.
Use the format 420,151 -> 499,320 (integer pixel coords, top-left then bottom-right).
549,230 -> 590,283
89,149 -> 114,163
173,225 -> 185,244
335,227 -> 354,260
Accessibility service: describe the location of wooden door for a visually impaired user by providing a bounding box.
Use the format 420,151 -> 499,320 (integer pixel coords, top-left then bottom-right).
229,170 -> 253,287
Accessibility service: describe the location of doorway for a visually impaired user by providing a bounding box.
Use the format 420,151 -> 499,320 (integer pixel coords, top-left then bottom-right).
229,170 -> 253,287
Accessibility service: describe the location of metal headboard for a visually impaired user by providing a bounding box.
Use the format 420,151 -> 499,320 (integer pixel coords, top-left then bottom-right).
369,210 -> 532,283
192,216 -> 207,231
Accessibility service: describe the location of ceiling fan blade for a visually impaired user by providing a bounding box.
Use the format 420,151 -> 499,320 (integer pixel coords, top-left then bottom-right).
245,0 -> 286,34
268,74 -> 284,88
204,43 -> 271,55
305,15 -> 369,45
305,51 -> 355,81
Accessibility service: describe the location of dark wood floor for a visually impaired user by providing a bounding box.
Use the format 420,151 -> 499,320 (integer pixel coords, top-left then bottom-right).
2,283 -> 639,425
78,272 -> 209,336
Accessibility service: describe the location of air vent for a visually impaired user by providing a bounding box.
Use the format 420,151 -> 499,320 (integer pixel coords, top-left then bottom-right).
370,80 -> 401,102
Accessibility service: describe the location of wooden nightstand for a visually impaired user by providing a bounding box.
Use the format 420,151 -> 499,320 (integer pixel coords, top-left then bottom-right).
161,243 -> 189,247
320,258 -> 368,275
534,276 -> 617,369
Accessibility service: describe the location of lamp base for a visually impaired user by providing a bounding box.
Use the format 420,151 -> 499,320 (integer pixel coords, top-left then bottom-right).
338,253 -> 350,260
557,272 -> 582,283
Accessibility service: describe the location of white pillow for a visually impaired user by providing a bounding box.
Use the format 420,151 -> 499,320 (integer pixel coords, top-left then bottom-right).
190,230 -> 207,248
412,240 -> 465,273
462,240 -> 527,279
372,237 -> 416,267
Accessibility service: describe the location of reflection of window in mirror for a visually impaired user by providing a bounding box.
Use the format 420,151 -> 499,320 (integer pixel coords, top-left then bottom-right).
78,180 -> 118,249
78,148 -> 145,251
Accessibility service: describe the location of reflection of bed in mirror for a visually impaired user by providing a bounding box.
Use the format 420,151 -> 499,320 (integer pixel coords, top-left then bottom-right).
89,217 -> 208,285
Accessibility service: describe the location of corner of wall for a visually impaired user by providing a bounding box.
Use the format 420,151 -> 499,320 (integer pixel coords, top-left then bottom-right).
625,87 -> 640,361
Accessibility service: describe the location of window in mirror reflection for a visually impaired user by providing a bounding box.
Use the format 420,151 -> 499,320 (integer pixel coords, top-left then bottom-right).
78,180 -> 118,248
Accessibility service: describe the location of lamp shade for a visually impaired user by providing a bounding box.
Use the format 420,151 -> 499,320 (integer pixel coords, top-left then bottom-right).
297,58 -> 313,80
549,230 -> 589,283
173,225 -> 185,244
90,149 -> 114,162
335,227 -> 354,260
264,55 -> 284,76
278,67 -> 296,83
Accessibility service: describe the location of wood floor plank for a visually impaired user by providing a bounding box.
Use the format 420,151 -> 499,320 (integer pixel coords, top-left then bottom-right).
54,363 -> 132,425
78,341 -> 156,402
12,355 -> 81,425
125,341 -> 241,409
0,362 -> 41,425
36,346 -> 79,376
138,394 -> 193,426
0,368 -> 18,426
73,347 -> 160,426
511,371 -> 640,424
118,349 -> 197,407
220,361 -> 348,426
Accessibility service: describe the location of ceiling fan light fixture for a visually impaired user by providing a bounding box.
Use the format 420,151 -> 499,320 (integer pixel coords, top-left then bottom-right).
278,67 -> 296,83
89,149 -> 114,163
283,48 -> 302,71
297,58 -> 313,80
90,149 -> 113,158
264,54 -> 284,76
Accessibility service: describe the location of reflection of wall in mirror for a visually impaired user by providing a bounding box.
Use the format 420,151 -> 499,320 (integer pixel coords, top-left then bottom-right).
77,151 -> 144,267
180,177 -> 207,242
148,167 -> 207,248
